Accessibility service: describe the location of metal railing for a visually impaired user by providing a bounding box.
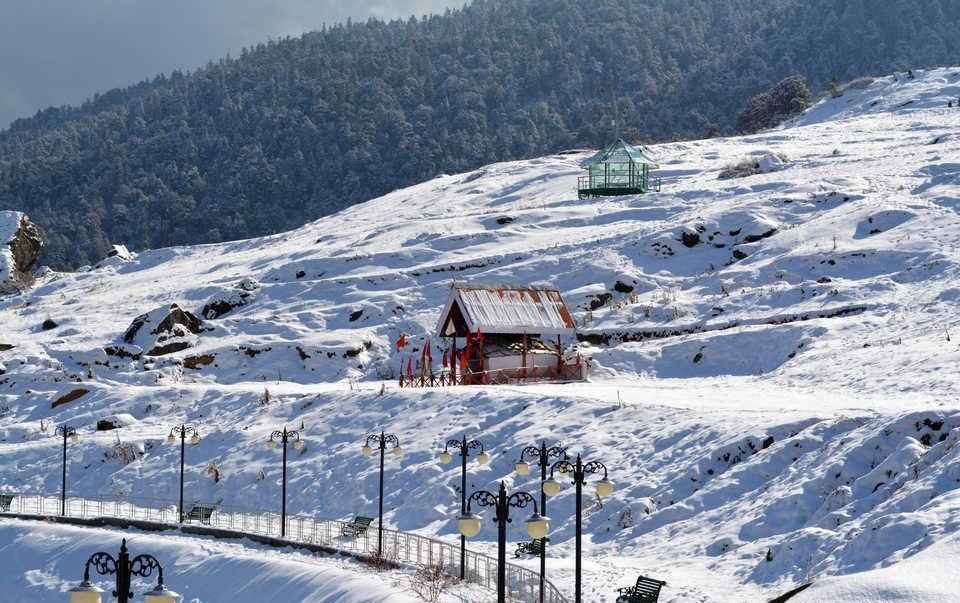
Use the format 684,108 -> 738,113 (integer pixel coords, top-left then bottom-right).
1,492 -> 566,603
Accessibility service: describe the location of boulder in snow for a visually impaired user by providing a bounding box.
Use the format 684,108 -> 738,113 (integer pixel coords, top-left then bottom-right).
0,211 -> 43,295
123,303 -> 206,356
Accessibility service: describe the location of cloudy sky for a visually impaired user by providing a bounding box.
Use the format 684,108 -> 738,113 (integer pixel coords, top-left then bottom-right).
0,0 -> 462,129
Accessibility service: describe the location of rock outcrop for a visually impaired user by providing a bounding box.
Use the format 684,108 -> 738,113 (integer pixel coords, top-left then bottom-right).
123,303 -> 206,356
0,211 -> 43,295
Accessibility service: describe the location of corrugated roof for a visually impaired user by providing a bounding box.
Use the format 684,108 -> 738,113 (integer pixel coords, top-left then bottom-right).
436,283 -> 576,336
581,139 -> 659,169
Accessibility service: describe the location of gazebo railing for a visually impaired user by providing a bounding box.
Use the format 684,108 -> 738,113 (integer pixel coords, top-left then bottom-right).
0,491 -> 566,603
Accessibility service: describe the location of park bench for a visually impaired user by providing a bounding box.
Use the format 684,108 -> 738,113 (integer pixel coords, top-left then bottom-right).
0,494 -> 13,512
514,538 -> 546,558
616,575 -> 667,603
341,516 -> 374,537
185,504 -> 215,525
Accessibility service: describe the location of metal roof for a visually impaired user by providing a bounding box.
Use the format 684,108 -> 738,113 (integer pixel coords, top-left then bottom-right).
436,283 -> 577,337
581,139 -> 659,169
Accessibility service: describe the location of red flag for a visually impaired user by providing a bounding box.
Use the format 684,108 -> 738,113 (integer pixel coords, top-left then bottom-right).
442,350 -> 449,368
425,341 -> 432,362
395,333 -> 407,350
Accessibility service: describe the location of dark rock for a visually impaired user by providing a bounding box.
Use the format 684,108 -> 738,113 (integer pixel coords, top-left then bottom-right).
496,216 -> 516,225
41,318 -> 59,331
817,276 -> 832,284
52,388 -> 89,408
0,344 -> 13,352
104,345 -> 142,360
296,270 -> 306,279
148,341 -> 192,356
589,293 -> 613,311
613,281 -> 635,294
1,211 -> 44,294
97,419 -> 120,431
349,309 -> 364,322
743,228 -> 778,243
681,230 -> 701,248
183,354 -> 216,369
732,249 -> 749,260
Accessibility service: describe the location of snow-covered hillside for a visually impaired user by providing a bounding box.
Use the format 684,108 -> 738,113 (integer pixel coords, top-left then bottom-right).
2,68 -> 960,602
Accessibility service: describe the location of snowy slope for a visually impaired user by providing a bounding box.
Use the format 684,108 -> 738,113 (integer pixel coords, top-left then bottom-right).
2,68 -> 960,602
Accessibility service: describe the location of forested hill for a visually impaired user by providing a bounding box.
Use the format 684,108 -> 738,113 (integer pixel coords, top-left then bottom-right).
1,0 -> 957,269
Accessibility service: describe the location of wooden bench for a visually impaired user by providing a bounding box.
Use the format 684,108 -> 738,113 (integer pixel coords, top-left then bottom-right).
0,494 -> 13,512
616,575 -> 667,603
514,538 -> 546,558
341,516 -> 374,537
185,504 -> 215,525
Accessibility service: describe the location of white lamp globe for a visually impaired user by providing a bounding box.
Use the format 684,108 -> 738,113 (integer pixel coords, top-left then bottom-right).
392,445 -> 404,459
166,433 -> 176,445
71,433 -> 80,444
293,439 -> 305,451
595,479 -> 615,499
457,512 -> 483,537
361,444 -> 373,457
68,581 -> 104,603
542,478 -> 563,497
266,439 -> 277,450
514,460 -> 530,476
144,583 -> 181,603
524,513 -> 550,539
438,450 -> 453,464
190,433 -> 201,445
476,451 -> 490,466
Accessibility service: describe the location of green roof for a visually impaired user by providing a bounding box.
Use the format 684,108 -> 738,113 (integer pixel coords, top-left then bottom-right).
581,139 -> 659,169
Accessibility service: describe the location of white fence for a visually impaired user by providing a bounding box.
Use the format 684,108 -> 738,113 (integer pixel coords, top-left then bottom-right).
1,492 -> 566,603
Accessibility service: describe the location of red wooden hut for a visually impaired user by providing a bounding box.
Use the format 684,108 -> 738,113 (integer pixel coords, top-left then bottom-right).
432,282 -> 584,385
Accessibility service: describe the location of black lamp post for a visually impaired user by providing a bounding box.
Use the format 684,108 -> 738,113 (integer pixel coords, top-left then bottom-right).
267,426 -> 305,539
514,441 -> 567,603
166,424 -> 200,524
67,538 -> 179,603
54,424 -> 79,517
544,454 -> 615,603
438,436 -> 490,579
361,431 -> 402,557
458,482 -> 550,603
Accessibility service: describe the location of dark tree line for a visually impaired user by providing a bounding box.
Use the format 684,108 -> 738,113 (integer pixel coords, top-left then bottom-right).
1,0 -> 957,268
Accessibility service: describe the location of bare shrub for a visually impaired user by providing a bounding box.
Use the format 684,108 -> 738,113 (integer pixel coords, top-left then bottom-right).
410,560 -> 458,602
106,442 -> 144,466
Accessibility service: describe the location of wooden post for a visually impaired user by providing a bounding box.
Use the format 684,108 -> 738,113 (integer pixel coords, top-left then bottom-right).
522,333 -> 528,380
556,335 -> 563,378
452,336 -> 457,386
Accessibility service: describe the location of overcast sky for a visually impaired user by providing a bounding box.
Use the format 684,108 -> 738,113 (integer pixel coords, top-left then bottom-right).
0,0 -> 462,129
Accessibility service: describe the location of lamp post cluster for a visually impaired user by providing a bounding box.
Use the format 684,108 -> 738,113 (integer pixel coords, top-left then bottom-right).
361,431 -> 403,556
266,426 -> 305,539
49,412 -> 612,603
68,539 -> 179,603
438,436 -> 489,579
543,454 -> 614,603
515,441 -> 567,603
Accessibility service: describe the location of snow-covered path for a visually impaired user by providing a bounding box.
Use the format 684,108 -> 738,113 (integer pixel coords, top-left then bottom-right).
0,518 -> 421,602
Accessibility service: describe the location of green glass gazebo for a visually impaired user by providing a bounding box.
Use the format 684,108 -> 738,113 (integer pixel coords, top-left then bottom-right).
578,139 -> 660,199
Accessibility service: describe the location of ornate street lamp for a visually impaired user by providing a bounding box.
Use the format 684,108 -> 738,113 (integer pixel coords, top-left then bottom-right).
514,441 -> 566,603
54,424 -> 80,517
544,454 -> 615,603
438,435 -> 489,579
266,426 -> 305,539
166,424 -> 201,524
67,538 -> 180,603
458,481 -> 549,603
361,431 -> 402,557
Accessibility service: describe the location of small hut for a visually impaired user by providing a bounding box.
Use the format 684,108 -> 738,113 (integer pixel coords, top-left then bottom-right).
578,139 -> 660,199
434,283 -> 583,384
